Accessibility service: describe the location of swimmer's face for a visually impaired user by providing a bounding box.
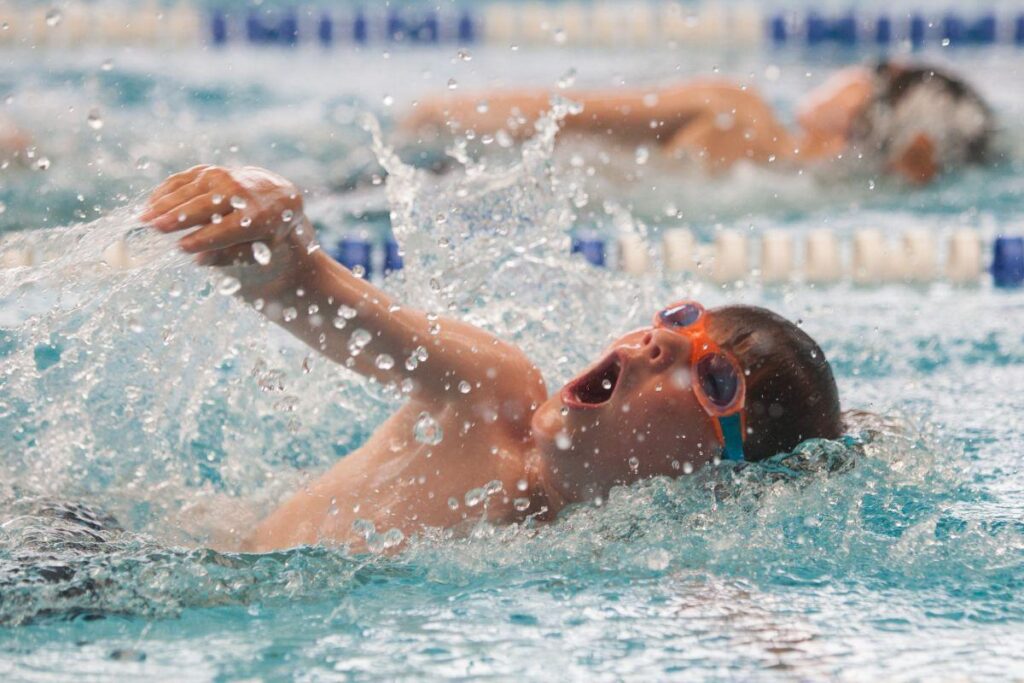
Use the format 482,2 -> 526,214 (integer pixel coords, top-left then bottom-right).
798,66 -> 874,140
531,327 -> 721,503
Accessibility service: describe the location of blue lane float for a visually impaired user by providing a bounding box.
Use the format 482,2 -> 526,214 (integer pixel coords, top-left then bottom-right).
200,5 -> 1024,50
328,238 -> 405,278
992,236 -> 1024,288
384,239 -> 404,275
11,3 -> 1024,50
208,7 -> 476,47
571,235 -> 606,268
333,236 -> 373,279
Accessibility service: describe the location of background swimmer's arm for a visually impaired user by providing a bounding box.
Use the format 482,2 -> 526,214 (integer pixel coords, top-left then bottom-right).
404,91 -> 553,140
403,80 -> 766,144
142,165 -> 544,403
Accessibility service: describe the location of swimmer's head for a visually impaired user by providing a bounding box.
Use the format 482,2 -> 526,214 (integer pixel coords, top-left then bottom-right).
531,305 -> 842,503
798,66 -> 876,144
799,61 -> 996,183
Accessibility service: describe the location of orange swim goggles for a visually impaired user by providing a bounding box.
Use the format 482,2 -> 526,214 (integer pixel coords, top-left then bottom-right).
653,301 -> 747,461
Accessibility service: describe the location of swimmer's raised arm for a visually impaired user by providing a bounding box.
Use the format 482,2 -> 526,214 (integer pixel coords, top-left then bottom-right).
141,165 -> 542,400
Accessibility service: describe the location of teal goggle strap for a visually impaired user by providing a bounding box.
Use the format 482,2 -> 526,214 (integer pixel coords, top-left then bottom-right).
718,413 -> 745,462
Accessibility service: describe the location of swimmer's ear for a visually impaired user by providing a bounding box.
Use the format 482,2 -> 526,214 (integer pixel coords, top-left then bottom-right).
889,132 -> 939,185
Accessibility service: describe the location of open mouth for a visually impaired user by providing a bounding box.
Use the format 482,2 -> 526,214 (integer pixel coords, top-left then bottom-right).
562,351 -> 622,409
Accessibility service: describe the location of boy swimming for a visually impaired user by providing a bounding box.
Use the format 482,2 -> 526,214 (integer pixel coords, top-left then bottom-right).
141,165 -> 842,552
404,60 -> 995,184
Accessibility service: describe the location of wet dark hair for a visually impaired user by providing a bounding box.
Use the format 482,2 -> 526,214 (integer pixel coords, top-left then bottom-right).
707,305 -> 842,462
853,61 -> 996,168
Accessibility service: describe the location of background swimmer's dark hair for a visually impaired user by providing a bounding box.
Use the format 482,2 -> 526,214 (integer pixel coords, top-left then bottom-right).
708,306 -> 843,462
854,60 -> 996,168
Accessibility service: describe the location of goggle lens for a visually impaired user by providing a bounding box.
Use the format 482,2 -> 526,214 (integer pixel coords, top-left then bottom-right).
659,303 -> 702,328
696,353 -> 741,408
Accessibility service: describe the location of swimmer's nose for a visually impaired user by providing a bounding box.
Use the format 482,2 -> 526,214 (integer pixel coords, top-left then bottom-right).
639,328 -> 687,371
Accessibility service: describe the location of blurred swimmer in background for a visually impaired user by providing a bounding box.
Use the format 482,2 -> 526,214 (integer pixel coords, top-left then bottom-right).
404,60 -> 996,185
0,114 -> 33,166
141,165 -> 842,551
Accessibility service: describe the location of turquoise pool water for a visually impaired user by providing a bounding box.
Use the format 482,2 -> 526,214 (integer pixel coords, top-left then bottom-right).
1,44 -> 1023,680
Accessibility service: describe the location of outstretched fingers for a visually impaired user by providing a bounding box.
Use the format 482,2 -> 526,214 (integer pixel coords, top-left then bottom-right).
152,191 -> 233,233
178,211 -> 258,254
141,165 -> 210,219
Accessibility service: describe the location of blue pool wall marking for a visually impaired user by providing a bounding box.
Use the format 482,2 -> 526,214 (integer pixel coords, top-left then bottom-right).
992,236 -> 1024,288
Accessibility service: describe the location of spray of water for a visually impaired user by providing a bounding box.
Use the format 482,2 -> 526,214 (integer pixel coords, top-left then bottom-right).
0,95 -> 1019,632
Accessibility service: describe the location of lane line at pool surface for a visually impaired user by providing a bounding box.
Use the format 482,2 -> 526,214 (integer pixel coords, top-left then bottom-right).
15,229 -> 1016,289
5,3 -> 1024,50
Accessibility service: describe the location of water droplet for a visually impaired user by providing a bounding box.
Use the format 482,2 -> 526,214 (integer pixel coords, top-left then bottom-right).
332,317 -> 347,329
0,201 -> 6,215
34,157 -> 50,171
557,68 -> 576,90
447,78 -> 458,90
281,209 -> 294,223
240,216 -> 252,228
447,497 -> 459,510
413,412 -> 443,445
645,548 -> 671,571
464,487 -> 484,507
252,241 -> 271,265
683,461 -> 694,474
101,59 -> 113,71
282,307 -> 298,322
514,497 -> 530,512
484,480 -> 502,496
348,328 -> 372,355
457,380 -> 471,394
628,456 -> 640,474
211,213 -> 223,224
375,354 -> 395,370
45,8 -> 62,27
601,378 -> 612,390
352,518 -> 376,539
211,193 -> 223,205
337,305 -> 357,320
382,94 -> 394,107
135,156 -> 150,170
456,48 -> 471,61
86,108 -> 103,130
230,195 -> 247,210
555,431 -> 572,450
553,28 -> 567,44
635,146 -> 650,165
475,100 -> 489,114
714,112 -> 735,130
218,276 -> 241,296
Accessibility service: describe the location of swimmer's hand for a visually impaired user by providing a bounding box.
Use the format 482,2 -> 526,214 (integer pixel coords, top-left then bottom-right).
140,165 -> 308,261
